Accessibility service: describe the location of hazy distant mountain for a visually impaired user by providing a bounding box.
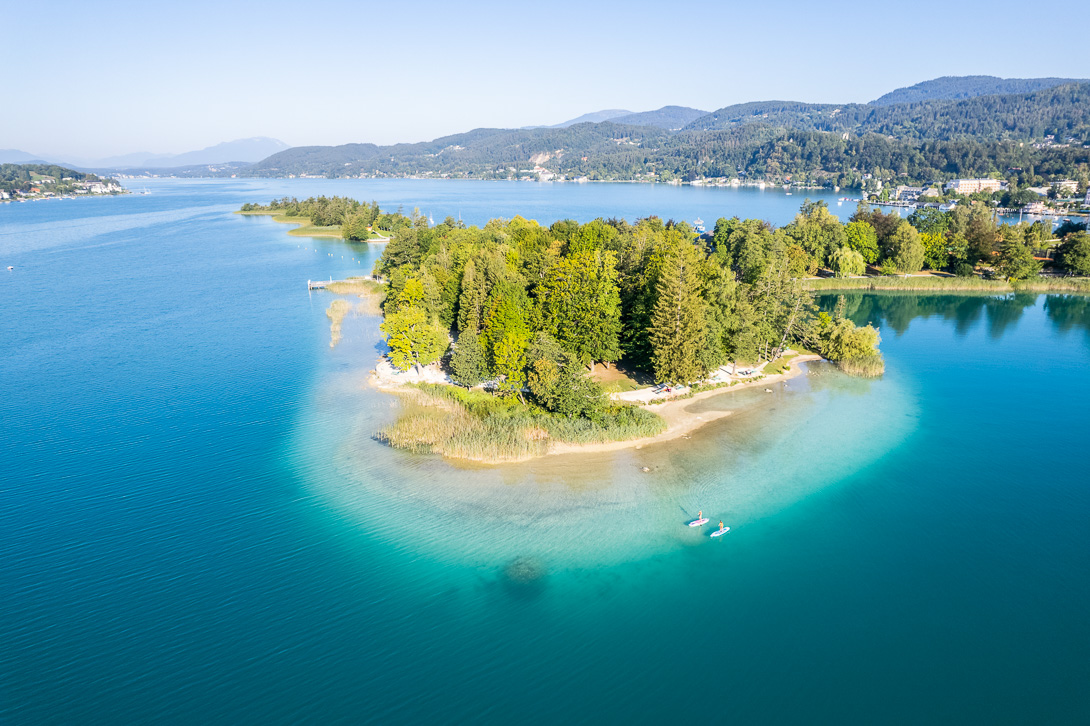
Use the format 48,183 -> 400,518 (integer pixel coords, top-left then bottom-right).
160,137 -> 291,167
75,137 -> 292,169
524,109 -> 632,129
870,76 -> 1088,106
0,149 -> 49,164
612,106 -> 708,130
91,151 -> 162,168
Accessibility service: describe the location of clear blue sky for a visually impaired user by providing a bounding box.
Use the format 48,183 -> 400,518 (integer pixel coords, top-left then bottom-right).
6,0 -> 1089,158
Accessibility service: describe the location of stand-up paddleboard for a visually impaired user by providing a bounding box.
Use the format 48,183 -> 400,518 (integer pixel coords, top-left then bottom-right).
688,517 -> 710,527
710,526 -> 730,538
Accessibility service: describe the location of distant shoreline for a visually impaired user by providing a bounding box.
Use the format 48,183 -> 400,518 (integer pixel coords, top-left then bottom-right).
1,191 -> 128,204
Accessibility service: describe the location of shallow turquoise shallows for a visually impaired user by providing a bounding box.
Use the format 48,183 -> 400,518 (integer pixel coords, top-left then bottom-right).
2,180 -> 1089,725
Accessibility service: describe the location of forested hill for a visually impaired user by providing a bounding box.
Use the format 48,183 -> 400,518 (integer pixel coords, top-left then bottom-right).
249,123 -> 671,179
611,106 -> 708,130
236,78 -> 1090,188
871,76 -> 1088,106
683,83 -> 1090,141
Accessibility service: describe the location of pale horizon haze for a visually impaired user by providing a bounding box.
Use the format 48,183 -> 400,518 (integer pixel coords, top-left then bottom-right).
5,0 -> 1089,159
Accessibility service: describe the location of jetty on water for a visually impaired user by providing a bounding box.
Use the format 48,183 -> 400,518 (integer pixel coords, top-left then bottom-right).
308,277 -> 332,290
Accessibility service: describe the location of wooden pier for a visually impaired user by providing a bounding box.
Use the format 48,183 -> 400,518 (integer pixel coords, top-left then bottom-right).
308,277 -> 332,290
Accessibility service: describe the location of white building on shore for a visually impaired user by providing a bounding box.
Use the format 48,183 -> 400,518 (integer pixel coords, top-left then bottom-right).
943,178 -> 1006,194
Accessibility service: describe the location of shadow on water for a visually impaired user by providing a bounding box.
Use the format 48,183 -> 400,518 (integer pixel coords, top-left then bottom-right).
820,291 -> 1090,347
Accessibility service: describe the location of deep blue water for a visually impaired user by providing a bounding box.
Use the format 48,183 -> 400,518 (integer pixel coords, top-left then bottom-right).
2,181 -> 1089,724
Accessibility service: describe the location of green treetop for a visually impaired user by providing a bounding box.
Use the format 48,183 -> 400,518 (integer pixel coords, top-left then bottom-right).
648,241 -> 711,384
843,221 -> 880,264
888,222 -> 925,273
536,249 -> 623,368
380,305 -> 449,372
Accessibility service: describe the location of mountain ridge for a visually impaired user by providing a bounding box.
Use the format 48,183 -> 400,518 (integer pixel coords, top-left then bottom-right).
523,109 -> 632,129
870,75 -> 1088,106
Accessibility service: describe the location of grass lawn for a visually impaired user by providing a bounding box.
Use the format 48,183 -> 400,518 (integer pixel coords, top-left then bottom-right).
234,210 -> 344,238
591,361 -> 651,393
762,353 -> 798,376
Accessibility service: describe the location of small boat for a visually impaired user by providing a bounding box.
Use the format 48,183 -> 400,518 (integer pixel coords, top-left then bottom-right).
688,517 -> 709,528
710,526 -> 731,538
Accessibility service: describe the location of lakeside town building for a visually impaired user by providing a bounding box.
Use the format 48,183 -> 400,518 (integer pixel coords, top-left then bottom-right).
943,178 -> 1006,194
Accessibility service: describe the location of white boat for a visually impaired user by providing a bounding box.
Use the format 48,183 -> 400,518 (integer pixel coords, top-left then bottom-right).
710,526 -> 731,538
688,517 -> 709,528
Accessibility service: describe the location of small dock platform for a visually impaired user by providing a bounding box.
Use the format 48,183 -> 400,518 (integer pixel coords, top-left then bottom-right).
308,278 -> 332,290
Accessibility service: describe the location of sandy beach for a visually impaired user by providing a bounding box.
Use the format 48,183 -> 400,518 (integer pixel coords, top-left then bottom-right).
546,355 -> 821,457
369,354 -> 822,462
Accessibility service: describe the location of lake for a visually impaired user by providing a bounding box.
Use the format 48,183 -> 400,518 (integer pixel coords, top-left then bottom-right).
2,180 -> 1088,724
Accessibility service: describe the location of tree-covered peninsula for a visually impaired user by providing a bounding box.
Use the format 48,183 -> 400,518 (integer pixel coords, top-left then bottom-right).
359,200 -> 886,458
238,196 -> 415,240
245,193 -> 1089,460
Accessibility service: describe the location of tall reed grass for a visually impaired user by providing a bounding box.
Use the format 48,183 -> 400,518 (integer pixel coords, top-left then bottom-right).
326,299 -> 351,347
377,383 -> 666,462
836,354 -> 885,377
805,276 -> 1090,294
327,277 -> 383,295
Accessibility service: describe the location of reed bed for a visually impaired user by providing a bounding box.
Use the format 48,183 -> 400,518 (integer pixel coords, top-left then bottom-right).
1017,278 -> 1090,293
326,277 -> 383,295
805,276 -> 1090,294
805,276 -> 1011,292
377,383 -> 666,461
326,299 -> 351,347
836,354 -> 885,378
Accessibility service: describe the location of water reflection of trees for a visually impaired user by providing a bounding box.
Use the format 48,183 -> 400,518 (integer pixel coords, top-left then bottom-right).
818,292 -> 1090,344
1043,295 -> 1090,345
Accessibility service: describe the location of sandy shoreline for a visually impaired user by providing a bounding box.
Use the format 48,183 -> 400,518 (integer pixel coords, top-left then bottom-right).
368,355 -> 822,462
547,355 -> 820,457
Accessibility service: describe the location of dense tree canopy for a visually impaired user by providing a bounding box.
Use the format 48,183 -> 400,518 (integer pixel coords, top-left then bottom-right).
368,201 -> 891,401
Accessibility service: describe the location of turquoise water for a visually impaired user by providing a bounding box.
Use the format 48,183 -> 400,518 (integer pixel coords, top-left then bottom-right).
3,181 -> 1089,724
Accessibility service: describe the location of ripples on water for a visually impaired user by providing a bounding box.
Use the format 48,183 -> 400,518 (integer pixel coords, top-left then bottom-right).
3,181 -> 1089,724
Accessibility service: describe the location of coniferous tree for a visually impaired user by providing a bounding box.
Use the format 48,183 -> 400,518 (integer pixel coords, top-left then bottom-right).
449,328 -> 486,387
456,258 -> 485,334
536,249 -> 622,369
649,242 -> 710,384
